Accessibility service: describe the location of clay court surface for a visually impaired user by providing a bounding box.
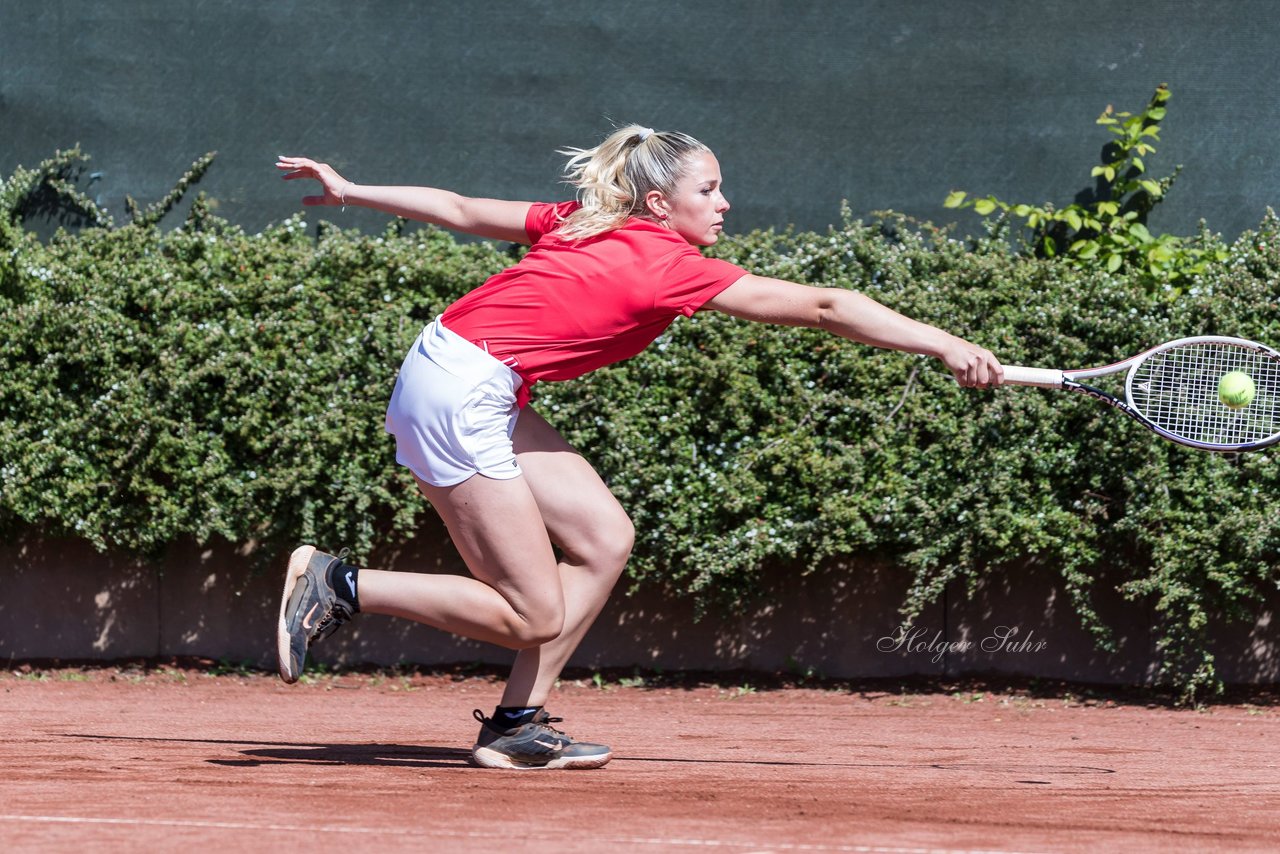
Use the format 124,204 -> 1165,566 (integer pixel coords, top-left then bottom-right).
2,663 -> 1277,853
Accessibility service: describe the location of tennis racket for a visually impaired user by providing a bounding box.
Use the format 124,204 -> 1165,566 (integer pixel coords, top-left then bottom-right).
1000,335 -> 1280,452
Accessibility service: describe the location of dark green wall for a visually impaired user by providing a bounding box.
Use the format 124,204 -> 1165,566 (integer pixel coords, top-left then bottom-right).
3,1 -> 1276,240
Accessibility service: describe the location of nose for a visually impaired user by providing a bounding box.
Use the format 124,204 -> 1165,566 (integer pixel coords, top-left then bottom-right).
717,191 -> 730,213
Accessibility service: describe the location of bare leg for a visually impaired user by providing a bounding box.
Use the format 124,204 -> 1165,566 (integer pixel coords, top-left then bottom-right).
355,408 -> 632,708
357,471 -> 567,649
499,408 -> 634,707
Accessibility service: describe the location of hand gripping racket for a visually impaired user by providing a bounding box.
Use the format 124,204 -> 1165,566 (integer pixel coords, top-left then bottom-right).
1001,336 -> 1280,452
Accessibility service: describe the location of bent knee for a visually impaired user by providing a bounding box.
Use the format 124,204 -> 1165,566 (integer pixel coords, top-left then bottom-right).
571,513 -> 635,572
601,514 -> 636,567
508,609 -> 565,649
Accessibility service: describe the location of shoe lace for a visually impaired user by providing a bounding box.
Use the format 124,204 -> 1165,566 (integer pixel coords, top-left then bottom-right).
313,603 -> 352,640
471,709 -> 568,736
532,712 -> 566,735
528,714 -> 576,752
312,548 -> 354,640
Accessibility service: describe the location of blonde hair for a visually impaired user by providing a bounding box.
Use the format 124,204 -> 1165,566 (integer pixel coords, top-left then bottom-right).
555,124 -> 710,241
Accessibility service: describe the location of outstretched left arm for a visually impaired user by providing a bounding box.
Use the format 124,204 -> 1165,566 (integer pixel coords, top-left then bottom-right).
704,274 -> 1003,388
276,156 -> 532,244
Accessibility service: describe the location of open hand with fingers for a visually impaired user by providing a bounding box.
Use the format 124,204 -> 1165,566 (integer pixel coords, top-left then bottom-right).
276,156 -> 353,207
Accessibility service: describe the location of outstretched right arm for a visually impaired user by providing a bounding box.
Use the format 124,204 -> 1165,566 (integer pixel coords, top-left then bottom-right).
275,156 -> 533,244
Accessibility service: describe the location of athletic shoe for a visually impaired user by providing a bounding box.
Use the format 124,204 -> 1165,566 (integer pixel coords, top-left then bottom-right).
276,545 -> 355,684
471,709 -> 612,770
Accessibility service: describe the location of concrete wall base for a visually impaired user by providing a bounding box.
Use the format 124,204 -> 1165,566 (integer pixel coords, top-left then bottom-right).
5,532 -> 1277,685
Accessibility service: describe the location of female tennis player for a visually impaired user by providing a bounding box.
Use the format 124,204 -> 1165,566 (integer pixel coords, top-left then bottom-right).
274,125 -> 1003,770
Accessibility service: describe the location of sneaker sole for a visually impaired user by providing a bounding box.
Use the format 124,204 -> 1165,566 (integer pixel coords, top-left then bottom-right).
471,746 -> 612,770
275,544 -> 317,684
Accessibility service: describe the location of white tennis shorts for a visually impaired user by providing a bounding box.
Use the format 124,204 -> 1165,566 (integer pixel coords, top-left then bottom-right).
384,319 -> 524,487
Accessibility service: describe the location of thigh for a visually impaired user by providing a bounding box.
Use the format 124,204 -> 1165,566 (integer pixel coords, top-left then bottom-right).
512,407 -> 634,563
416,472 -> 562,614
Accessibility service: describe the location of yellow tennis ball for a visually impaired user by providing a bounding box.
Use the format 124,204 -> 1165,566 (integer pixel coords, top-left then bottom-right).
1218,370 -> 1256,409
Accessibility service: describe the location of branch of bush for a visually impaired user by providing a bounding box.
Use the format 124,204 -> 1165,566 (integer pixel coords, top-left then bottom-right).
944,85 -> 1228,292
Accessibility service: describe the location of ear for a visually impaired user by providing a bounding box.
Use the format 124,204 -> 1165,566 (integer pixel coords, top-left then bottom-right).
644,189 -> 670,219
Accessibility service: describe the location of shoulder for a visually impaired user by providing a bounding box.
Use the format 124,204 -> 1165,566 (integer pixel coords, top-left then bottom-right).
527,201 -> 583,244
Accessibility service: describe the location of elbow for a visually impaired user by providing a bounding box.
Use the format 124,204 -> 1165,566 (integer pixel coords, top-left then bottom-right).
812,289 -> 846,331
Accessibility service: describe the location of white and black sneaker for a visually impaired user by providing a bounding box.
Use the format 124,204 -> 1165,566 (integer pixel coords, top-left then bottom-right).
276,545 -> 356,684
471,709 -> 612,770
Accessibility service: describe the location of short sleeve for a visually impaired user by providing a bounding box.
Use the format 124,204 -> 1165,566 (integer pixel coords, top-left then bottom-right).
524,201 -> 580,244
656,250 -> 748,318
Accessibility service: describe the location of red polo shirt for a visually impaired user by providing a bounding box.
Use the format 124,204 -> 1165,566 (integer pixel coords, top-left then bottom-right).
440,201 -> 746,405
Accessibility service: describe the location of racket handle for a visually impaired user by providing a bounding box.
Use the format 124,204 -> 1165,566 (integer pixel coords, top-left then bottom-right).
1001,365 -> 1065,388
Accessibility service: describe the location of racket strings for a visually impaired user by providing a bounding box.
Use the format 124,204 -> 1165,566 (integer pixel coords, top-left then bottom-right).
1129,343 -> 1280,446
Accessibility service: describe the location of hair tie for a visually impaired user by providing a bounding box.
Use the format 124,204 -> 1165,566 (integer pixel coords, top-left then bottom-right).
637,127 -> 654,141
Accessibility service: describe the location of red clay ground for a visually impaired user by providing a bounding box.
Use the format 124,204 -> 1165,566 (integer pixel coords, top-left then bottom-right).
2,662 -> 1278,853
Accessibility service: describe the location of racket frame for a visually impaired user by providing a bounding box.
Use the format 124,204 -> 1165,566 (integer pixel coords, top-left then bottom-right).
1001,336 -> 1280,452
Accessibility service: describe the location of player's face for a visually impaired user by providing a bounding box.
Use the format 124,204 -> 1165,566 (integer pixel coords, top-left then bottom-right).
660,151 -> 730,246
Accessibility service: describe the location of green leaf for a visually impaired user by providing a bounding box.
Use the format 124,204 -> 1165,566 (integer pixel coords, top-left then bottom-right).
1140,180 -> 1162,196
1106,253 -> 1123,272
943,191 -> 967,209
973,199 -> 997,216
1064,210 -> 1083,231
1128,223 -> 1152,242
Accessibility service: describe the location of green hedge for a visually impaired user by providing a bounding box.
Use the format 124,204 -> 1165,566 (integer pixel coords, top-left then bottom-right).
3,150 -> 1278,697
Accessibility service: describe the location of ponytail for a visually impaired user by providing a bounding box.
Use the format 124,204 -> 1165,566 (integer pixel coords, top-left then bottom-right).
556,124 -> 708,241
